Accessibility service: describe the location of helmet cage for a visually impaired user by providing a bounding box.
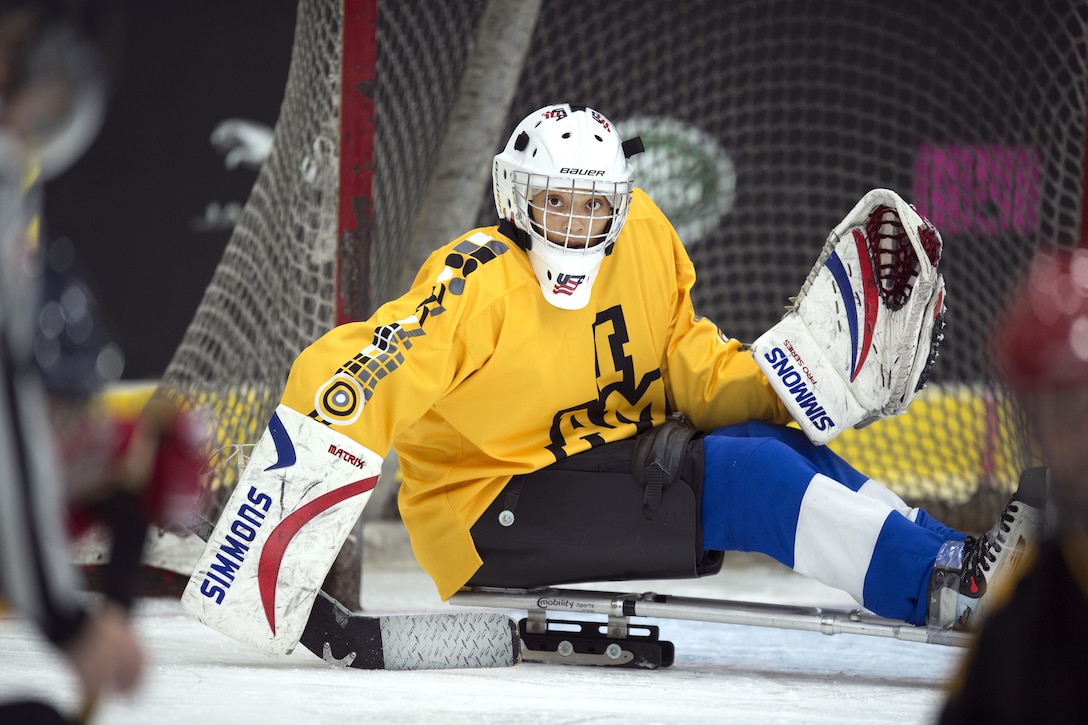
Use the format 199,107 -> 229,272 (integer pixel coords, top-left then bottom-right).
515,172 -> 634,254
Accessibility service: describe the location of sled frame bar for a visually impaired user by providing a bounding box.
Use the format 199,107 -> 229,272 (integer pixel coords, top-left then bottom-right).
450,586 -> 972,648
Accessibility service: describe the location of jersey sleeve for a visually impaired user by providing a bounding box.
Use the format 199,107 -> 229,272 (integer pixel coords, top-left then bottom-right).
660,227 -> 794,432
278,237 -> 496,456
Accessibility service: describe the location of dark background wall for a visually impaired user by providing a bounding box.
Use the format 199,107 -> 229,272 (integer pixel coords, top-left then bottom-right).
44,0 -> 298,379
41,1 -> 1087,385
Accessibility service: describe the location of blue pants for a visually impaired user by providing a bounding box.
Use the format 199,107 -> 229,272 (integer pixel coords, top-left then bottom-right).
700,421 -> 964,625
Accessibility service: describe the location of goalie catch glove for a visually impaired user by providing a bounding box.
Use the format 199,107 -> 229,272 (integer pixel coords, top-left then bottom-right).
750,189 -> 946,445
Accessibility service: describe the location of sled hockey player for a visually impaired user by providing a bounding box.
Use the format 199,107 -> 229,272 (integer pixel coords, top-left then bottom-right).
940,250 -> 1088,724
184,103 -> 1044,657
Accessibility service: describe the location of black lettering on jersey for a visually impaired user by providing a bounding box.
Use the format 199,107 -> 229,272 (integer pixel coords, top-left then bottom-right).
416,285 -> 447,326
546,305 -> 663,460
310,235 -> 509,425
418,236 -> 509,324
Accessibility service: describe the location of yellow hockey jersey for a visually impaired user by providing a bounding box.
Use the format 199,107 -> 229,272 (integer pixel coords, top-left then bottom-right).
280,189 -> 792,599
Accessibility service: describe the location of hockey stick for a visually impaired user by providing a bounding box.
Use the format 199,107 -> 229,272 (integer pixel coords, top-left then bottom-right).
185,514 -> 521,670
450,586 -> 971,668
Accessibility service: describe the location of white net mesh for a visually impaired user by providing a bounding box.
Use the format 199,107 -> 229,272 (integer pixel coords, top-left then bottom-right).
160,0 -> 341,504
158,0 -> 486,511
160,0 -> 1088,541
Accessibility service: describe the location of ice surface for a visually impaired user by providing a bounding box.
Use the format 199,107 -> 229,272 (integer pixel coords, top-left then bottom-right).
1,536 -> 965,724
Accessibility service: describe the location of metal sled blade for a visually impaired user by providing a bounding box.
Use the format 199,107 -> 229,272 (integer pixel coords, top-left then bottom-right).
301,591 -> 521,670
449,586 -> 973,659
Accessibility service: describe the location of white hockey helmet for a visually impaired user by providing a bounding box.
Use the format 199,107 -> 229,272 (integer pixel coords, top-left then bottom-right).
493,104 -> 642,309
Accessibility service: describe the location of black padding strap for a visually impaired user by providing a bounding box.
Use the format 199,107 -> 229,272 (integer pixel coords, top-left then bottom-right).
632,415 -> 700,520
622,136 -> 645,158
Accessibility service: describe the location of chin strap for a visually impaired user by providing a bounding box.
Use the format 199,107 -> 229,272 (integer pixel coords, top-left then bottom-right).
499,217 -> 531,251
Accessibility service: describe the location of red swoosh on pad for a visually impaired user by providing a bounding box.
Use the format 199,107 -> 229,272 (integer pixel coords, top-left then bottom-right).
257,476 -> 378,634
851,229 -> 880,381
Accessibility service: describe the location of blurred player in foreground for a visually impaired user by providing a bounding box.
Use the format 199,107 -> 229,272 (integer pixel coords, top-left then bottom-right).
0,3 -> 206,722
939,249 -> 1088,724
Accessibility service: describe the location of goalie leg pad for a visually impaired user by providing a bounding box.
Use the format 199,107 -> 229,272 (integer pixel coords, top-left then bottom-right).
181,405 -> 382,655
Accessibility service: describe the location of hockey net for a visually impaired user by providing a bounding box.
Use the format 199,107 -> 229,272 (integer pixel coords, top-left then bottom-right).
154,0 -> 1088,600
